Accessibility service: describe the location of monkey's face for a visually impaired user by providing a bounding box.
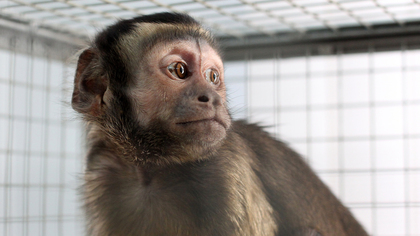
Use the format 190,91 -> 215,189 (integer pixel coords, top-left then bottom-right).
128,39 -> 231,151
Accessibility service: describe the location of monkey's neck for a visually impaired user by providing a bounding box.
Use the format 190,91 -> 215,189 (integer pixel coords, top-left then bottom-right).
89,120 -> 221,167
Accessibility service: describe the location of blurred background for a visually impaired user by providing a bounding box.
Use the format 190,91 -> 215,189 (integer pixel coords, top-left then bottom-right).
0,0 -> 419,235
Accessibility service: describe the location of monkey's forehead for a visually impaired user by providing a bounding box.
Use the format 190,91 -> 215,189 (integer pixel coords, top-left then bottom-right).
123,22 -> 215,53
94,21 -> 217,56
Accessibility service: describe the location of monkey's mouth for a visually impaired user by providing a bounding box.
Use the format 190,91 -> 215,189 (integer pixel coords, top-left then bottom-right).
176,117 -> 226,128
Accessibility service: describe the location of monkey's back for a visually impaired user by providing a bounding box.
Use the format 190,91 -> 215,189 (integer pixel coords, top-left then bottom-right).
231,120 -> 368,236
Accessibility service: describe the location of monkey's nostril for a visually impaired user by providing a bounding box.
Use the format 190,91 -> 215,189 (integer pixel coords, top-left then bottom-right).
198,95 -> 210,102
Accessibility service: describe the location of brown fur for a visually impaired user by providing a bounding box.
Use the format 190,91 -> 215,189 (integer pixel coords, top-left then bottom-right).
72,13 -> 368,236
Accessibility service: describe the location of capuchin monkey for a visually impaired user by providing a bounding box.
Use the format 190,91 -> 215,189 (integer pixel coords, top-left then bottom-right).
71,12 -> 368,236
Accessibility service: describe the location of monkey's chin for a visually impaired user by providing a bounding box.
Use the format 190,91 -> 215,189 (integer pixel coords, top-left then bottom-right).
174,118 -> 228,145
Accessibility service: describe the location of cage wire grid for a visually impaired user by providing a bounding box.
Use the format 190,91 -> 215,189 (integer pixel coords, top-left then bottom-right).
2,0 -> 420,42
1,0 -> 420,236
0,24 -> 85,235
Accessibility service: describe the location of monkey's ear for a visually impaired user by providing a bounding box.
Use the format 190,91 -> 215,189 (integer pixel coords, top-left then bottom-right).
71,48 -> 108,116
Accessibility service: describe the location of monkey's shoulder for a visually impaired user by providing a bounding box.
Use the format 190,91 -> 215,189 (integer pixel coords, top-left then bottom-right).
229,120 -> 303,164
229,121 -> 361,236
230,120 -> 280,146
229,120 -> 327,189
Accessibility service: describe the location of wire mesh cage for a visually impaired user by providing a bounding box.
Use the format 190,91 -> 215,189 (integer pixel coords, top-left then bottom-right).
0,23 -> 85,235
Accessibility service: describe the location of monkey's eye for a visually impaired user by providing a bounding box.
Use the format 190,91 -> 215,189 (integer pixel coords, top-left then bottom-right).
205,69 -> 220,85
168,62 -> 188,79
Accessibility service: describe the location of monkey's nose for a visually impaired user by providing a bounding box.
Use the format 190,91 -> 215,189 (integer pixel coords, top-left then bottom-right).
198,95 -> 210,102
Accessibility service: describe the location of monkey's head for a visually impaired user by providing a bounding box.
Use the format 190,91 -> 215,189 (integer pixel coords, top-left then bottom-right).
71,13 -> 231,166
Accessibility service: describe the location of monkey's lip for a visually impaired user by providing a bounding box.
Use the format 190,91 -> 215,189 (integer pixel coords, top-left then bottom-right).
176,117 -> 226,128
